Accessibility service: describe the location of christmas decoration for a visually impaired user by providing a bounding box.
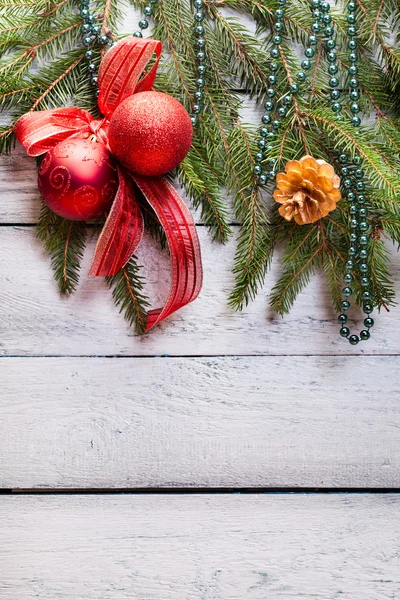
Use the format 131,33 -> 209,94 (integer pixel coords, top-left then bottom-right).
273,156 -> 341,226
108,91 -> 193,177
37,137 -> 118,221
1,0 -> 400,341
250,0 -> 381,345
12,36 -> 203,331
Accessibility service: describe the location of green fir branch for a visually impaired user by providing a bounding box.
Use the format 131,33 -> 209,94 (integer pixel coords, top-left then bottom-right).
269,222 -> 323,315
1,0 -> 400,323
37,202 -> 86,294
178,148 -> 232,242
106,256 -> 150,334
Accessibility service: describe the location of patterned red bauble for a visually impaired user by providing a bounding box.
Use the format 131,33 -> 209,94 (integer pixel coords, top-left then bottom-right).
38,138 -> 118,221
108,91 -> 193,177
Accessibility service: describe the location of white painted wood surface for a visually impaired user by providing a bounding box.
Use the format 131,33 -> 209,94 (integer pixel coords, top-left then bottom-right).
1,356 -> 399,489
1,224 -> 400,356
1,494 -> 399,599
1,5 -> 399,598
0,149 -> 212,224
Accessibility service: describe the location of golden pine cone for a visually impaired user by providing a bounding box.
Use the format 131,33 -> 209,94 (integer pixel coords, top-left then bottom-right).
273,155 -> 342,225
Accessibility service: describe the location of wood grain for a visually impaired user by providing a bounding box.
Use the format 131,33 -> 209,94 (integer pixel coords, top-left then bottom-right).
0,494 -> 399,599
0,151 -> 39,223
0,226 -> 399,356
1,356 -> 399,489
1,8 -> 398,598
0,148 -> 211,224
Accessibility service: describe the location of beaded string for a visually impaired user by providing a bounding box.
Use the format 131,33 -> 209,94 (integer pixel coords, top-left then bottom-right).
78,0 -> 375,344
335,2 -> 374,345
251,0 -> 374,345
79,0 -> 206,125
132,0 -> 207,126
79,0 -> 109,91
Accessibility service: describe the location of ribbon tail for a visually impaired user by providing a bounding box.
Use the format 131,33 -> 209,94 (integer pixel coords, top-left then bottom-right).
14,107 -> 93,156
133,175 -> 203,331
89,167 -> 144,277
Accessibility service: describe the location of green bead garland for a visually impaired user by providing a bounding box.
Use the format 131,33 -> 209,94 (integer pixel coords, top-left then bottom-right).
249,0 -> 375,345
80,0 -> 205,126
79,0 -> 112,93
252,0 -> 337,186
335,1 -> 375,345
79,0 -> 375,344
132,0 -> 206,127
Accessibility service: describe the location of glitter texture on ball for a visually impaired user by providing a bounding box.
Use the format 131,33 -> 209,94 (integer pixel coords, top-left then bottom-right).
108,91 -> 193,177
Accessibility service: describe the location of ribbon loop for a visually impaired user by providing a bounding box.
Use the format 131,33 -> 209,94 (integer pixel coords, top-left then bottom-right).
14,107 -> 93,156
97,37 -> 162,120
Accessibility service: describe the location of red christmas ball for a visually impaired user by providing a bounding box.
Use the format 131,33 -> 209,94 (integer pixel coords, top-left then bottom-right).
38,138 -> 118,221
108,91 -> 193,177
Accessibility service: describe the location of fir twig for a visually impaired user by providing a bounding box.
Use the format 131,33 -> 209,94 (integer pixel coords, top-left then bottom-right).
1,0 -> 400,322
107,256 -> 149,334
37,202 -> 86,294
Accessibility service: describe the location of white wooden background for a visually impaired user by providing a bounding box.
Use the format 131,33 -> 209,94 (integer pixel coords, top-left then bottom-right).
1,6 -> 400,599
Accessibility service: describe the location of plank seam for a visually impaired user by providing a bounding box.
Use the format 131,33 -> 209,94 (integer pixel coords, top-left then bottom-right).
2,488 -> 400,495
0,354 -> 399,358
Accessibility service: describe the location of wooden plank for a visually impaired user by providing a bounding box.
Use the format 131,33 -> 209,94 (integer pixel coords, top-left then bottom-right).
1,356 -> 399,489
0,226 -> 399,356
0,151 -> 40,223
0,494 -> 399,598
0,147 -> 209,224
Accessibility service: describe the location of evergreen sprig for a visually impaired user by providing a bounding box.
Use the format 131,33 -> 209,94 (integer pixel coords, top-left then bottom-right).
37,201 -> 86,294
106,256 -> 149,334
1,0 -> 400,328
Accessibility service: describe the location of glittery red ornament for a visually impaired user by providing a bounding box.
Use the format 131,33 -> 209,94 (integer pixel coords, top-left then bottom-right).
108,91 -> 193,177
38,137 -> 118,221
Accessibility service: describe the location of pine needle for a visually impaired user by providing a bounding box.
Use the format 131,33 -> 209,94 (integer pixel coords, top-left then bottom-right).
37,202 -> 86,294
2,0 -> 400,318
106,256 -> 149,334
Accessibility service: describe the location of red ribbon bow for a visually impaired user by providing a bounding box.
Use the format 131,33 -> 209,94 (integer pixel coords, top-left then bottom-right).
14,38 -> 203,330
